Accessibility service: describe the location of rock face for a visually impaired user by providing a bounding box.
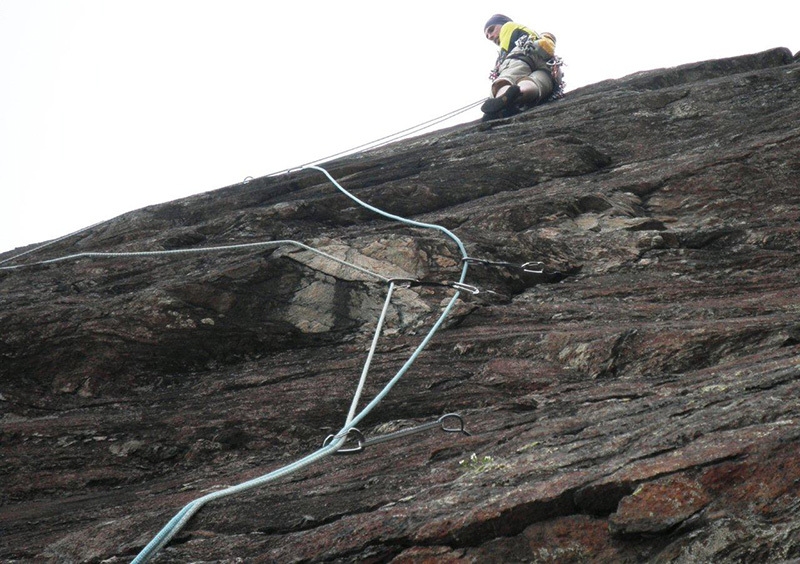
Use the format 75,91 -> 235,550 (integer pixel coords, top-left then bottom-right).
1,48 -> 799,563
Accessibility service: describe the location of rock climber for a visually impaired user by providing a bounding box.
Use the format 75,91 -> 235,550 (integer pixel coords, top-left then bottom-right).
481,14 -> 562,119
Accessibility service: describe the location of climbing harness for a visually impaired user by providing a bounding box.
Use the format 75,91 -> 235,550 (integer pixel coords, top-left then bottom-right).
323,413 -> 471,454
488,32 -> 566,103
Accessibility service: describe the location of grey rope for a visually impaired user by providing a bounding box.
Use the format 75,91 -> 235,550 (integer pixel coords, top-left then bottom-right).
1,99 -> 482,268
131,165 -> 471,563
267,99 -> 484,177
345,281 -> 397,426
0,240 -> 390,282
0,219 -> 107,266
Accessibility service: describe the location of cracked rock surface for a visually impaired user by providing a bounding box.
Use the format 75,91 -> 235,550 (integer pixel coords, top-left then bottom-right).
1,48 -> 799,562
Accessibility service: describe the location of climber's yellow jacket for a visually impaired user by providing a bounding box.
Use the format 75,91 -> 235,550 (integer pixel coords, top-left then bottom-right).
496,22 -> 556,64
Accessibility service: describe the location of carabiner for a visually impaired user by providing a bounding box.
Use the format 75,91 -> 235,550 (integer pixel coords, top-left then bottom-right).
324,428 -> 366,454
521,261 -> 545,274
450,282 -> 480,295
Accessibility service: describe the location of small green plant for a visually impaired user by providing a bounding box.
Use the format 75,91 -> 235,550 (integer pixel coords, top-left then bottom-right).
459,452 -> 500,473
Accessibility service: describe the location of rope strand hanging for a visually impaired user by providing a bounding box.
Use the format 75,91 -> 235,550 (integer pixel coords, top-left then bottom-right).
0,99 -> 483,270
0,100 -> 490,563
130,165 -> 472,563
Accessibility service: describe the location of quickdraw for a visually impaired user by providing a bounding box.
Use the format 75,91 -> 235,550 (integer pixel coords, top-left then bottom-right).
462,257 -> 545,274
389,278 -> 481,295
323,413 -> 471,455
548,55 -> 567,100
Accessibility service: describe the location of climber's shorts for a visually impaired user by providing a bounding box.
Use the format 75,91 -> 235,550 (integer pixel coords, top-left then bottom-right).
492,58 -> 554,102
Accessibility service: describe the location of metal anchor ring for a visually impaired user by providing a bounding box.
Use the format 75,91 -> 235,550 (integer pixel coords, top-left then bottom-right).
438,413 -> 471,436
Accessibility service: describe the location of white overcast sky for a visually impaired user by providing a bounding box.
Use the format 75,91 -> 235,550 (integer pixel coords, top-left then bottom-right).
1,1 -> 796,254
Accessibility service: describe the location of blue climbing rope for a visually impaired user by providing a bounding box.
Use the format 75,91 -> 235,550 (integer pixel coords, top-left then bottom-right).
131,165 -> 470,563
304,165 -> 469,260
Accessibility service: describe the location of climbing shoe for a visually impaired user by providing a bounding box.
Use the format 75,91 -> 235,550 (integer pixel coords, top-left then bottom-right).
481,105 -> 521,122
481,84 -> 521,114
